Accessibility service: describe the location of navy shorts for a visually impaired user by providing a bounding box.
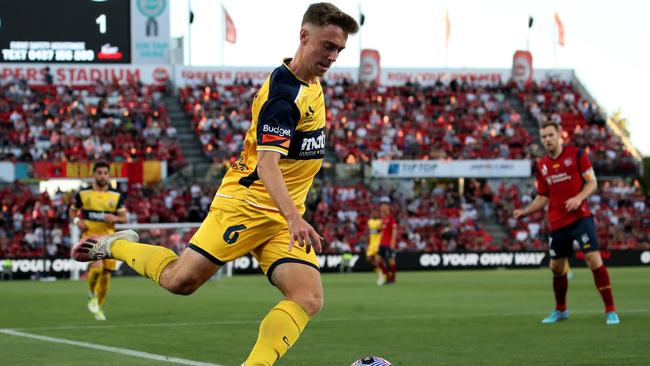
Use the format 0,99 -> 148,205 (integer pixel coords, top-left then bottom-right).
378,246 -> 396,260
549,216 -> 599,259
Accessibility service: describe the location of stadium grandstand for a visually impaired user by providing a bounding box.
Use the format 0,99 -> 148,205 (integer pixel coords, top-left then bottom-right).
1,1 -> 649,365
2,75 -> 647,259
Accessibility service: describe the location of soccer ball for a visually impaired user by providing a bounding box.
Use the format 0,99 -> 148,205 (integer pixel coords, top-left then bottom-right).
351,356 -> 392,366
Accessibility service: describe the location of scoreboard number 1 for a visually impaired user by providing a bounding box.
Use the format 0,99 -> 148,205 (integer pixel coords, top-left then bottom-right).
96,14 -> 107,34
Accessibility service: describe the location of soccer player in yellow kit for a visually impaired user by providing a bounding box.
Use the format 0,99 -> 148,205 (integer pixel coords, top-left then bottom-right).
69,161 -> 127,321
72,3 -> 358,364
366,208 -> 384,285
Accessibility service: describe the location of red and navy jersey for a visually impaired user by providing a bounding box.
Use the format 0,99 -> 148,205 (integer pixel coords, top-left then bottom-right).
379,213 -> 397,247
535,145 -> 594,231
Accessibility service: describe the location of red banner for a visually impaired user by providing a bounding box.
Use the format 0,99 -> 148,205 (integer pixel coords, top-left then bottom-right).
359,49 -> 380,85
27,161 -> 163,185
511,50 -> 533,85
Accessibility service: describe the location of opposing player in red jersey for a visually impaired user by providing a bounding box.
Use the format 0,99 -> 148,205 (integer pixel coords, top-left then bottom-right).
377,203 -> 397,285
514,122 -> 619,325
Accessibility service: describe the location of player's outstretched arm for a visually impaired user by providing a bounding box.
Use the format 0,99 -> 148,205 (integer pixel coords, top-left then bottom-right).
257,150 -> 322,253
513,195 -> 548,219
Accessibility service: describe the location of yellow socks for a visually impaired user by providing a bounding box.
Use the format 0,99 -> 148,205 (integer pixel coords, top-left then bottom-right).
96,272 -> 110,306
244,300 -> 310,366
87,267 -> 102,294
110,240 -> 178,284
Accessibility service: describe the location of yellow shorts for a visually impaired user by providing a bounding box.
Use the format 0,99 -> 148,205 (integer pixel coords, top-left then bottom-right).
366,241 -> 380,257
189,197 -> 319,280
92,259 -> 117,272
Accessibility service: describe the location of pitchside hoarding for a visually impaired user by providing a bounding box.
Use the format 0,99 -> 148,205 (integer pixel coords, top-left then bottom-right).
3,251 -> 649,279
0,63 -> 572,86
172,66 -> 573,87
371,160 -> 532,178
0,64 -> 170,85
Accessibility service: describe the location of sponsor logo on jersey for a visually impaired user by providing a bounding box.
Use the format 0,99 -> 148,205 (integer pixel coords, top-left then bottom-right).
262,124 -> 291,137
300,130 -> 325,152
548,173 -> 572,184
87,211 -> 107,221
287,128 -> 326,159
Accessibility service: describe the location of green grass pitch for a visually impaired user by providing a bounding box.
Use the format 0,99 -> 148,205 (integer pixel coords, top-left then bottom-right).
1,267 -> 648,365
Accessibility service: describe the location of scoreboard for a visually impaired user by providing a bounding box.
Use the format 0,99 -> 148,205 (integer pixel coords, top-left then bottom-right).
0,0 -> 131,63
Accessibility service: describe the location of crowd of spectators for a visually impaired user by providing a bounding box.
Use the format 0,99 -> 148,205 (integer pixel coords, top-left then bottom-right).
309,180 -> 496,254
0,76 -> 646,259
518,79 -> 638,175
0,77 -> 184,164
1,177 -> 648,258
178,78 -> 639,179
179,79 -> 537,165
0,183 -> 216,258
493,179 -> 650,251
178,83 -> 255,163
0,184 -> 72,258
326,80 -> 535,163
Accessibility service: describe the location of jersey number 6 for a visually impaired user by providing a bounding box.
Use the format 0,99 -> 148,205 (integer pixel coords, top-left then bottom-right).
223,224 -> 247,245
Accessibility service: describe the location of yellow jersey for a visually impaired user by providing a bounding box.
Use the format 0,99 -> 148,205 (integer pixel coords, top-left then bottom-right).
73,187 -> 125,236
368,218 -> 382,248
215,59 -> 326,213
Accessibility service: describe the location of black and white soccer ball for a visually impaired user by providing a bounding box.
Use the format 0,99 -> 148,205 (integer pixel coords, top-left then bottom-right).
351,356 -> 392,366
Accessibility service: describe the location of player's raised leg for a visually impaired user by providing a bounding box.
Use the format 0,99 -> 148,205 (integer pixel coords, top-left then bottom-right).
244,263 -> 322,366
72,229 -> 219,294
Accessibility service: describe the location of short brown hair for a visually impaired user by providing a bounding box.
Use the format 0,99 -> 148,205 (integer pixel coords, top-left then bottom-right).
539,121 -> 560,131
93,161 -> 110,172
302,3 -> 359,34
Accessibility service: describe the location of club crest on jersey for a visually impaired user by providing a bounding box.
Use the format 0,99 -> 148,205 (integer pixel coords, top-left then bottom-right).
541,164 -> 548,176
564,158 -> 573,167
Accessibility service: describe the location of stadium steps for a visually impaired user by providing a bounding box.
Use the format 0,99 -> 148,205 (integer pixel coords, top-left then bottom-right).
162,95 -> 211,181
480,215 -> 510,248
508,95 -> 540,142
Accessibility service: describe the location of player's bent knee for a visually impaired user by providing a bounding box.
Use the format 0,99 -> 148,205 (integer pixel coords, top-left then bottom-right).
162,274 -> 201,295
550,265 -> 562,275
549,262 -> 565,276
291,291 -> 323,316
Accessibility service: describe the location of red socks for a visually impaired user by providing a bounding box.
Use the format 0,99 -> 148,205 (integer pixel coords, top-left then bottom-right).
553,274 -> 568,312
388,262 -> 396,282
592,265 -> 616,313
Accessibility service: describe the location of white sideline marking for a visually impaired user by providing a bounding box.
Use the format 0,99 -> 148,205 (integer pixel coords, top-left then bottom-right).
5,308 -> 649,332
0,329 -> 223,366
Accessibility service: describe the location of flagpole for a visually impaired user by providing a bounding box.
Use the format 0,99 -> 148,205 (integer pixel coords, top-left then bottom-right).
526,13 -> 531,51
188,0 -> 192,66
358,3 -> 362,58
